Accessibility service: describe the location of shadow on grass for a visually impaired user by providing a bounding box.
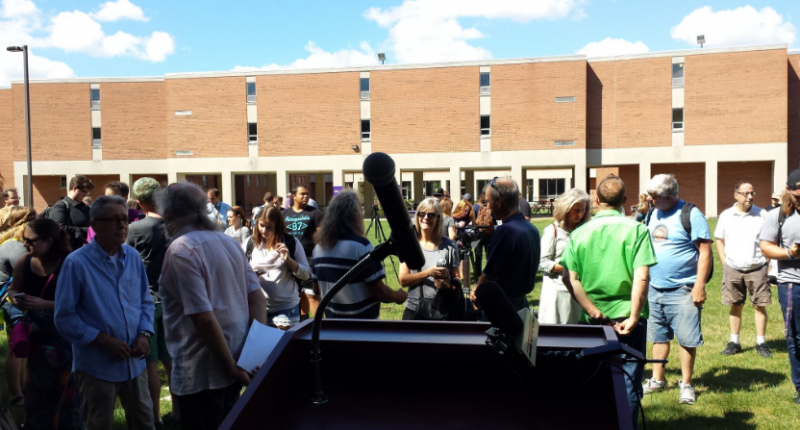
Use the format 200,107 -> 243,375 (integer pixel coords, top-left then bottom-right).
647,411 -> 756,430
699,366 -> 785,392
764,338 -> 788,354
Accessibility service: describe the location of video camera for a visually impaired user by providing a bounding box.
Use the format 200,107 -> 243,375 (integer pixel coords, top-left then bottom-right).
454,224 -> 490,249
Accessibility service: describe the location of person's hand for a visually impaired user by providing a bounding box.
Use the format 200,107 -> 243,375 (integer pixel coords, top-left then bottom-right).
99,335 -> 132,361
613,317 -> 638,336
588,312 -> 612,326
130,334 -> 151,358
276,243 -> 290,261
230,366 -> 252,386
394,289 -> 408,304
427,266 -> 448,279
790,244 -> 800,259
433,278 -> 452,290
17,296 -> 48,311
691,284 -> 706,308
470,287 -> 479,310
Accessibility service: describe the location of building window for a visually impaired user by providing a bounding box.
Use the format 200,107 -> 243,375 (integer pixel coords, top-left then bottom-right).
247,175 -> 251,187
90,88 -> 100,110
361,119 -> 371,140
672,108 -> 684,132
672,63 -> 684,87
256,175 -> 260,188
360,78 -> 370,100
526,179 -> 534,201
202,175 -> 208,188
92,127 -> 101,147
539,178 -> 565,200
401,181 -> 411,200
479,72 -> 490,95
60,176 -> 67,190
476,179 -> 489,195
248,123 -> 258,143
246,82 -> 256,103
480,115 -> 490,136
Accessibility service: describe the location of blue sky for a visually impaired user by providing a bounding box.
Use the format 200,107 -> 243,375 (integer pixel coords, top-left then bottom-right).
1,0 -> 797,86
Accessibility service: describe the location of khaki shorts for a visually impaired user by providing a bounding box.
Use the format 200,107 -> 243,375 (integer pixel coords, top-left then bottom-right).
721,263 -> 771,306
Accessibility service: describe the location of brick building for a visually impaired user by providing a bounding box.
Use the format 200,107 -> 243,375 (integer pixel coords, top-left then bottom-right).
0,44 -> 795,217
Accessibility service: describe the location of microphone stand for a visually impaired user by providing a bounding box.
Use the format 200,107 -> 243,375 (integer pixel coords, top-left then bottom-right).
310,237 -> 398,405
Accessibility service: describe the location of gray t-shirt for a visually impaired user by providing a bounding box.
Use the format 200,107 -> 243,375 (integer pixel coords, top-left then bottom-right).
760,209 -> 800,283
406,238 -> 460,311
442,215 -> 455,238
0,240 -> 26,284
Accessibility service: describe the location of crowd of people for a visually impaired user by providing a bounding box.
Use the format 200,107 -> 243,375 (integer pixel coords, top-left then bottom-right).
0,166 -> 797,429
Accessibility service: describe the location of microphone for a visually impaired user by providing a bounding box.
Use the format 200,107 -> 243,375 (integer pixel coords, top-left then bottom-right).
475,281 -> 538,367
362,153 -> 425,271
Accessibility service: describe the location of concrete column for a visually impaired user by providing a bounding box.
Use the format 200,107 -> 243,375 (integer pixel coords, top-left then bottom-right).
333,169 -> 344,187
363,182 -> 375,218
266,173 -> 277,196
639,162 -> 651,197
573,159 -> 587,193
276,171 -> 288,204
167,172 -> 178,184
449,166 -> 461,203
464,170 -> 475,198
222,171 -> 234,206
774,157 -> 788,195
314,173 -> 326,204
705,161 -> 718,217
119,174 -> 133,189
413,171 -> 423,203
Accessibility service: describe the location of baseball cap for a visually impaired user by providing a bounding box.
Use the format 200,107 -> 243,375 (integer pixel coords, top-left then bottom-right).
433,188 -> 444,197
772,192 -> 782,200
788,169 -> 800,190
463,193 -> 473,201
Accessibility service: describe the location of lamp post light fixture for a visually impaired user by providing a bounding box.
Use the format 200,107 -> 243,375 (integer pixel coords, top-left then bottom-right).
697,35 -> 705,48
6,45 -> 34,208
377,53 -> 386,65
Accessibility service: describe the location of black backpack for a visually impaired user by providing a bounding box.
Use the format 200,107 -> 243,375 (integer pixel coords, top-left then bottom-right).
645,202 -> 714,283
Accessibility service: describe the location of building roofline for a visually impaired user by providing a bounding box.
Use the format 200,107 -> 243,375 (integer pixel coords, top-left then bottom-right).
10,76 -> 164,85
588,43 -> 788,63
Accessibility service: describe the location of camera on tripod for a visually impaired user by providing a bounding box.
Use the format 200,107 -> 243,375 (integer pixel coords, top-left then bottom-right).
454,225 -> 489,249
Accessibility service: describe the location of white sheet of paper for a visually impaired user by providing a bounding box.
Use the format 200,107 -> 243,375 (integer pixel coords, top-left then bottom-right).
236,320 -> 285,373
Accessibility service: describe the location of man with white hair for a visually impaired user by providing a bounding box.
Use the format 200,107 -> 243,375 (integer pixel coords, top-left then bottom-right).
642,173 -> 712,405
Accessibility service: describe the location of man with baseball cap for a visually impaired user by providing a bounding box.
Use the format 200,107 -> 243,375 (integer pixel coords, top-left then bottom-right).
760,169 -> 800,404
766,192 -> 782,212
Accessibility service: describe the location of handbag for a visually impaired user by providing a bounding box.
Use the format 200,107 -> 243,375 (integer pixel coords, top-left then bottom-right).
9,272 -> 54,358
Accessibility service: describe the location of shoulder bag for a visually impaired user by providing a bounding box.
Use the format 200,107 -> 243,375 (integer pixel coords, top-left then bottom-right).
9,271 -> 55,358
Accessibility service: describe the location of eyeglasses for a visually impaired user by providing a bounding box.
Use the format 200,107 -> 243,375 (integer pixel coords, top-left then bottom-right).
22,236 -> 41,246
417,211 -> 438,220
735,191 -> 756,197
648,193 -> 667,202
94,216 -> 129,226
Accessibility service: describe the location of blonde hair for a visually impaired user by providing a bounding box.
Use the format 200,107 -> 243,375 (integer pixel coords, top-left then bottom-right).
414,198 -> 443,246
0,206 -> 36,245
637,193 -> 650,215
453,199 -> 475,224
552,189 -> 592,229
440,197 -> 453,216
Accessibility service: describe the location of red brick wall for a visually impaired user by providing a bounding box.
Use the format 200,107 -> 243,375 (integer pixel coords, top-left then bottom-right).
102,82 -> 168,160
84,175 -> 122,196
586,58 -> 672,149
0,89 -> 14,193
685,49 -> 787,146
131,174 -> 169,188
651,163 -> 706,214
235,173 -> 271,216
13,83 -> 92,161
166,77 -> 248,158
789,54 -> 800,173
493,60 -> 586,150
257,72 -> 360,156
619,164 -> 640,215
716,161 -> 773,211
32,175 -> 66,212
371,66 -> 479,153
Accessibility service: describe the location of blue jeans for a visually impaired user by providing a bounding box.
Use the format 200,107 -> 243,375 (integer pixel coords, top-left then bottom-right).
620,320 -> 647,430
778,283 -> 800,392
267,304 -> 301,328
647,286 -> 703,347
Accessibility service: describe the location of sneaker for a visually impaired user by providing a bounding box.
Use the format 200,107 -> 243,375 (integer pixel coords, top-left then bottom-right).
720,341 -> 743,355
678,380 -> 696,405
795,392 -> 800,405
642,378 -> 666,394
755,343 -> 772,358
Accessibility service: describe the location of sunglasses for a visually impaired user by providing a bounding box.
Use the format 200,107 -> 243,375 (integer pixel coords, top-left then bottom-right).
22,236 -> 42,246
417,211 -> 438,220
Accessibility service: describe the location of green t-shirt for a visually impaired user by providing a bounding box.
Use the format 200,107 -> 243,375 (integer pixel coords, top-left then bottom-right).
560,209 -> 657,323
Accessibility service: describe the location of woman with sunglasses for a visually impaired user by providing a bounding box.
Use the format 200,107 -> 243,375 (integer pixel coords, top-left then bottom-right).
225,205 -> 252,246
399,198 -> 461,320
0,206 -> 36,407
9,218 -> 80,430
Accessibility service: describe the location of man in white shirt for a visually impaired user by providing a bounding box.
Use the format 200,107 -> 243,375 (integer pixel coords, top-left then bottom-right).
715,181 -> 771,358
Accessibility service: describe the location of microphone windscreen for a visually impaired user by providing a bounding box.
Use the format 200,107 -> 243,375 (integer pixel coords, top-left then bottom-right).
362,153 -> 396,187
475,281 -> 523,337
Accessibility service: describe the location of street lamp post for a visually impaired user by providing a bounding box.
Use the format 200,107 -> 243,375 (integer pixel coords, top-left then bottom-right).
6,45 -> 34,208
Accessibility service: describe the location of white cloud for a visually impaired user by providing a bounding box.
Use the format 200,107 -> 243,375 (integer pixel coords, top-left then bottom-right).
91,0 -> 148,22
364,0 -> 585,64
0,50 -> 75,87
671,6 -> 796,48
577,37 -> 649,57
234,41 -> 379,71
144,31 -> 175,62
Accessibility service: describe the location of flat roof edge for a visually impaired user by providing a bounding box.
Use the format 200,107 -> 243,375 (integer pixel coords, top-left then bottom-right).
9,76 -> 165,85
588,43 -> 788,63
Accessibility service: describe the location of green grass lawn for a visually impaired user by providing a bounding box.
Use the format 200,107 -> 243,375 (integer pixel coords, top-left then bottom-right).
1,216 -> 794,428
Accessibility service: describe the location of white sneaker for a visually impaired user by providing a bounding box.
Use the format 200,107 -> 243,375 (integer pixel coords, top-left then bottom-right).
642,378 -> 666,394
678,380 -> 696,404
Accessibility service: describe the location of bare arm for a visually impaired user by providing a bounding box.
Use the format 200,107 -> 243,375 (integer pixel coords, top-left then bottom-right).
562,268 -> 602,319
692,240 -> 711,307
366,279 -> 407,304
189,311 -> 252,384
761,240 -> 800,260
448,226 -> 457,241
715,238 -> 726,266
398,263 -> 438,288
247,289 -> 267,325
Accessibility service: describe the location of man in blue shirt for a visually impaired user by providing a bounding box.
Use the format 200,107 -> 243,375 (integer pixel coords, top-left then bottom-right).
471,177 -> 540,311
642,174 -> 712,406
55,195 -> 155,430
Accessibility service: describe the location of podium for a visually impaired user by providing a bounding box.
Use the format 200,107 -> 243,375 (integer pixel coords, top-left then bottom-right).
220,319 -> 634,430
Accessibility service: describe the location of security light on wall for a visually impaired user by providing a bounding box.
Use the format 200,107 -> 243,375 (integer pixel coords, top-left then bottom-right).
697,35 -> 705,48
378,53 -> 386,64
352,144 -> 359,152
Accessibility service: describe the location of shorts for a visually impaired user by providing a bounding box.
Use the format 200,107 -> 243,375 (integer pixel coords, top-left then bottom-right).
147,303 -> 171,362
647,285 -> 704,347
267,304 -> 300,328
721,263 -> 771,306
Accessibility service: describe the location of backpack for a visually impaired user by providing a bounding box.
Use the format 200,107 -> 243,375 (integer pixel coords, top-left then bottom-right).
475,206 -> 494,235
777,210 -> 788,247
645,201 -> 714,283
41,199 -> 71,221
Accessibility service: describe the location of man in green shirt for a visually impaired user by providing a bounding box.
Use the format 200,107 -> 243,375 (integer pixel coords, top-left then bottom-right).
561,174 -> 657,429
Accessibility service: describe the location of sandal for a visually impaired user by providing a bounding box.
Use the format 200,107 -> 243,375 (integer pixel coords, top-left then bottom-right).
9,396 -> 24,407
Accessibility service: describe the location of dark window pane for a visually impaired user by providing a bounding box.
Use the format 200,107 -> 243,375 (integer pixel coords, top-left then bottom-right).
247,83 -> 256,96
360,78 -> 370,92
92,128 -> 101,139
361,119 -> 370,132
480,115 -> 490,128
672,63 -> 684,79
480,72 -> 490,87
539,179 -> 546,198
90,89 -> 100,101
556,179 -> 565,196
673,109 -> 683,122
248,123 -> 257,135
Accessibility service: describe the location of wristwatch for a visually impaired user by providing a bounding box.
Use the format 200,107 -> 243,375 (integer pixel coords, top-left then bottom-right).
139,331 -> 152,339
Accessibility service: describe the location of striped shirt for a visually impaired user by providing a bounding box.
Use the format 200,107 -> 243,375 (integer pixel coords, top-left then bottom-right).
312,234 -> 385,319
